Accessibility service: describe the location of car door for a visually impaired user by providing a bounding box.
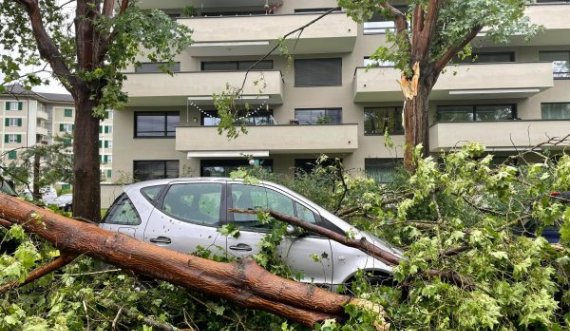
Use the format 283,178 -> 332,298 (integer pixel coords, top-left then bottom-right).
225,183 -> 333,284
143,181 -> 226,257
100,193 -> 144,239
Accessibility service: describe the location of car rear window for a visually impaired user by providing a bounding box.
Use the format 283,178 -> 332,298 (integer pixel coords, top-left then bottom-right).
103,193 -> 141,225
141,185 -> 165,205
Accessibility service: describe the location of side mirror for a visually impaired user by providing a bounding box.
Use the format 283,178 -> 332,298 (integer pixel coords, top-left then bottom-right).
286,224 -> 300,236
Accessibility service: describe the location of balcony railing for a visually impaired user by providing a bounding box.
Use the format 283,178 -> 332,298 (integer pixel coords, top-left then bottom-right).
176,124 -> 358,154
177,12 -> 357,56
354,62 -> 553,102
123,70 -> 284,107
429,120 -> 570,151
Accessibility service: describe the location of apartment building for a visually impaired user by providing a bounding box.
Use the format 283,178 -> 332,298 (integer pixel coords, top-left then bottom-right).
114,0 -> 570,183
0,84 -> 114,183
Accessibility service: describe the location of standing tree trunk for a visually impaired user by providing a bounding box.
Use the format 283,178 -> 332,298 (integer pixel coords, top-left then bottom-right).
72,89 -> 101,222
32,152 -> 41,201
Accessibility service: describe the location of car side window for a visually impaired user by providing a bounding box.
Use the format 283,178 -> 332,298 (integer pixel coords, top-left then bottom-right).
103,194 -> 141,225
141,185 -> 165,205
161,183 -> 222,226
229,184 -> 269,228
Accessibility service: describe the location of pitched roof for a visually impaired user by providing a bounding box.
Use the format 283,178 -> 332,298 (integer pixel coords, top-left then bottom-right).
2,83 -> 73,104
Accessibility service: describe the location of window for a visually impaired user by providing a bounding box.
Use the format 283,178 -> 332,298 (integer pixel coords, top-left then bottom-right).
294,7 -> 341,13
106,170 -> 112,179
294,58 -> 342,87
539,51 -> 570,79
364,57 -> 395,67
141,185 -> 165,204
437,104 -> 516,122
100,140 -> 112,149
103,194 -> 141,225
7,150 -> 17,160
364,107 -> 403,135
64,108 -> 73,117
363,5 -> 408,34
135,112 -> 179,137
135,62 -> 181,73
365,159 -> 400,183
458,52 -> 514,63
59,124 -> 74,133
201,60 -> 273,71
133,160 -> 179,182
5,101 -> 23,111
201,159 -> 273,177
295,108 -> 341,125
161,183 -> 222,226
5,118 -> 22,127
542,103 -> 570,120
4,134 -> 22,144
294,158 -> 342,176
201,110 -> 274,126
228,184 -> 317,230
101,155 -> 112,164
63,138 -> 72,147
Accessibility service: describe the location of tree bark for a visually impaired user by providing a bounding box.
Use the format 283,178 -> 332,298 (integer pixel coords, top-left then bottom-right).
72,89 -> 102,222
0,194 -> 388,328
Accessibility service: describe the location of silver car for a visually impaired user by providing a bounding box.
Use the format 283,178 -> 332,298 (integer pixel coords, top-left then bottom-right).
100,177 -> 400,285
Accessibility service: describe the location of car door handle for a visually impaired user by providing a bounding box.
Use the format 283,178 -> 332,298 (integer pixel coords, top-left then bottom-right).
149,236 -> 171,244
229,243 -> 252,251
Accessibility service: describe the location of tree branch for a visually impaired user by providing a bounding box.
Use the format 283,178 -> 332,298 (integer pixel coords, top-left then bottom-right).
229,208 -> 401,266
14,0 -> 76,93
434,24 -> 482,72
0,253 -> 78,294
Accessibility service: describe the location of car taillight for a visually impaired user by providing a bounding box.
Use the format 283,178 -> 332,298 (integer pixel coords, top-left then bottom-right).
550,192 -> 560,197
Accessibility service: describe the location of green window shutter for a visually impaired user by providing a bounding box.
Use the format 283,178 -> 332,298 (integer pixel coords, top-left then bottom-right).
16,135 -> 21,143
8,151 -> 17,160
104,141 -> 109,148
4,135 -> 8,143
4,119 -> 8,126
4,102 -> 9,111
60,124 -> 64,131
107,170 -> 112,178
17,118 -> 22,126
104,126 -> 109,133
17,102 -> 23,110
64,109 -> 73,117
99,126 -> 103,134
98,140 -> 102,148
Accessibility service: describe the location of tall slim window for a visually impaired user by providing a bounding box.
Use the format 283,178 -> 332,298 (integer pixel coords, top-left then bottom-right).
135,112 -> 179,137
59,124 -> 74,133
133,160 -> 179,182
64,108 -> 73,117
5,101 -> 23,111
294,58 -> 342,87
542,103 -> 570,120
437,104 -> 516,122
295,108 -> 342,125
364,107 -> 403,135
539,51 -> 570,79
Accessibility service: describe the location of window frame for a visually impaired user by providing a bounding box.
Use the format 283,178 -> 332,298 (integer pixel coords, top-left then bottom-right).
539,50 -> 570,80
294,58 -> 342,87
436,104 -> 517,123
64,108 -> 73,117
5,101 -> 23,111
201,60 -> 273,71
541,102 -> 570,120
133,160 -> 180,182
364,106 -> 404,135
294,108 -> 342,125
101,193 -> 142,225
134,111 -> 180,138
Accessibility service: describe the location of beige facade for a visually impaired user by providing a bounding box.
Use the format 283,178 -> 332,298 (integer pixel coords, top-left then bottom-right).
113,1 -> 570,183
0,85 -> 114,184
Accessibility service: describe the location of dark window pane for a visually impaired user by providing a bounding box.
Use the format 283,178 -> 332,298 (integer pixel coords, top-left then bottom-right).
437,105 -> 474,122
459,52 -> 514,63
133,160 -> 179,182
295,108 -> 342,125
141,185 -> 165,204
539,51 -> 570,79
364,107 -> 403,135
237,60 -> 273,70
475,105 -> 515,121
201,159 -> 273,177
136,62 -> 181,73
542,103 -> 570,119
365,159 -> 399,183
202,61 -> 238,71
103,194 -> 142,225
295,58 -> 342,87
135,112 -> 179,137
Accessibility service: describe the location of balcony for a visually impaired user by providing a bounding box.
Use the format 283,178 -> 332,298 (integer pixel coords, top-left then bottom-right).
123,70 -> 283,107
36,110 -> 49,120
178,12 -> 357,56
36,126 -> 48,136
353,62 -> 553,102
176,124 -> 358,155
476,3 -> 570,46
429,120 -> 570,152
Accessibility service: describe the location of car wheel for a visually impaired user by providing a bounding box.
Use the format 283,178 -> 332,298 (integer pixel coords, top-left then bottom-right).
63,204 -> 72,212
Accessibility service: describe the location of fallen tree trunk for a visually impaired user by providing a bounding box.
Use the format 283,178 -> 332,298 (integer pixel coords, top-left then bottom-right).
0,194 -> 388,328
